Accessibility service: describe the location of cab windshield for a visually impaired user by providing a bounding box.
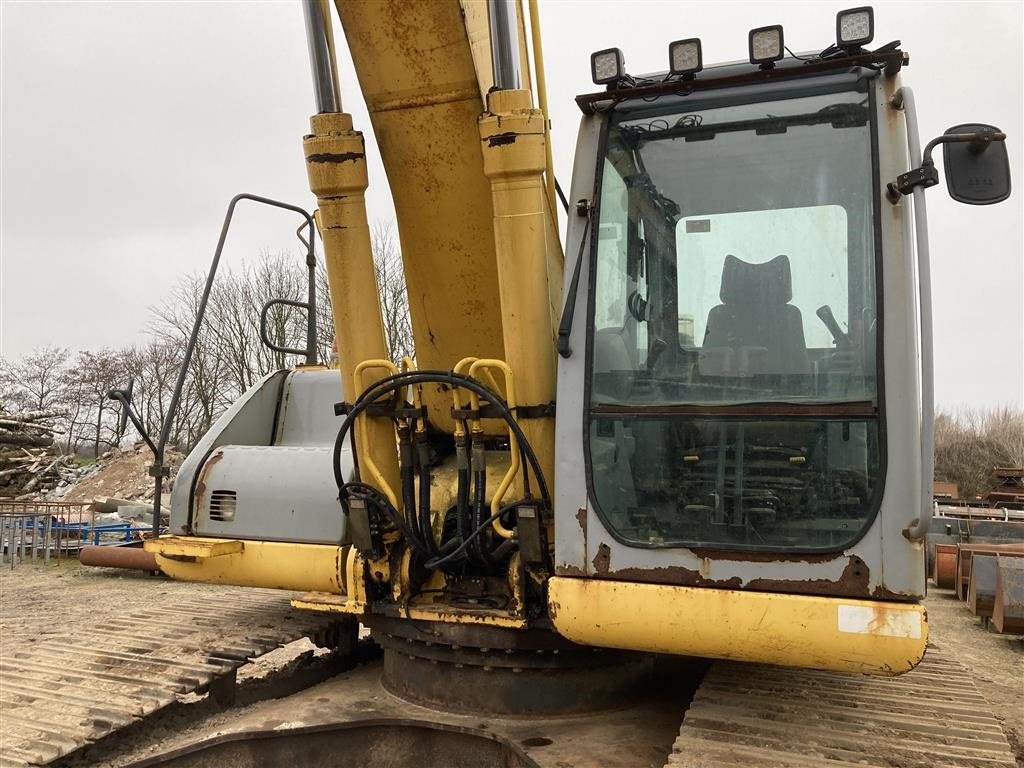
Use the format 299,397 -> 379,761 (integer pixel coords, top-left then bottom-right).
588,81 -> 883,551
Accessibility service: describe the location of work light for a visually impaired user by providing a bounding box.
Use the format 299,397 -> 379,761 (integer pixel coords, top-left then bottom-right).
837,7 -> 874,49
591,48 -> 625,85
748,25 -> 784,67
669,38 -> 702,76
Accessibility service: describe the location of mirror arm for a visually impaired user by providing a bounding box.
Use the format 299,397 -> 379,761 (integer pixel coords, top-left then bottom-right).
889,130 -> 1007,200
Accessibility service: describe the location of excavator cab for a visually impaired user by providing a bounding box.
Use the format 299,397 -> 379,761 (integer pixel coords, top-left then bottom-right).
548,23 -> 1009,670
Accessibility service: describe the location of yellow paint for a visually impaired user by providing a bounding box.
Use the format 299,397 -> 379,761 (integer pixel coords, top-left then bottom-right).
145,537 -> 346,594
334,0 -> 507,434
304,111 -> 400,496
479,88 -> 562,499
467,359 -> 518,539
291,591 -> 348,613
146,536 -> 242,558
404,604 -> 527,629
342,548 -> 368,614
353,358 -> 401,510
548,577 -> 928,676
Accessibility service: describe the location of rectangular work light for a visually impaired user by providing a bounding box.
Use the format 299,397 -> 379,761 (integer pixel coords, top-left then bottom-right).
669,38 -> 703,76
591,47 -> 625,85
748,25 -> 784,66
837,6 -> 874,48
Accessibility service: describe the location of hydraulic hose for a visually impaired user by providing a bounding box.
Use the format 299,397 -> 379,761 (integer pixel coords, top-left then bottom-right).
455,437 -> 472,548
468,441 -> 495,567
398,431 -> 420,543
333,370 -> 551,509
416,439 -> 439,556
331,369 -> 552,571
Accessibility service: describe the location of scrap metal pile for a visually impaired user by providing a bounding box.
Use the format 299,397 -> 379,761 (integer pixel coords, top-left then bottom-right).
928,500 -> 1024,634
0,409 -> 82,498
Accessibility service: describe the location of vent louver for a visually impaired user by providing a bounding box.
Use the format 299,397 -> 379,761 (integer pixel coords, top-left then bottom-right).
209,490 -> 237,522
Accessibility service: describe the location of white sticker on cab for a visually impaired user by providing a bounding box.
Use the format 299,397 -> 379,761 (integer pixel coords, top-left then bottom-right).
837,604 -> 922,639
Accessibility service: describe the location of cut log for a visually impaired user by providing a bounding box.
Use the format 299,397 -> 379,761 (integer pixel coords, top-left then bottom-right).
22,458 -> 62,493
3,409 -> 64,422
0,418 -> 58,432
0,432 -> 53,448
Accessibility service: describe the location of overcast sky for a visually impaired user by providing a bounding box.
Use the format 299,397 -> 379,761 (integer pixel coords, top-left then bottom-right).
1,0 -> 1021,410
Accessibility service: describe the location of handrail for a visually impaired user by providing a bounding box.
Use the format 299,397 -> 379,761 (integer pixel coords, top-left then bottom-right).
109,193 -> 318,541
891,87 -> 933,543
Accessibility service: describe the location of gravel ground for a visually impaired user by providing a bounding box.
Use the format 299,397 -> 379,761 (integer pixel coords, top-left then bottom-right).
1,562 -> 1021,766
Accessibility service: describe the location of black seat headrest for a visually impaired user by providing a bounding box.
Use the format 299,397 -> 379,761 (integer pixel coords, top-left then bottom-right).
719,254 -> 793,305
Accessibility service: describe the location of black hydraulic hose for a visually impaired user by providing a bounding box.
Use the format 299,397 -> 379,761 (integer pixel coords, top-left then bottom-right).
424,503 -> 521,570
331,369 -> 551,571
416,440 -> 439,556
332,370 -> 551,509
455,439 -> 472,548
398,435 -> 420,543
344,481 -> 434,561
468,443 -> 491,567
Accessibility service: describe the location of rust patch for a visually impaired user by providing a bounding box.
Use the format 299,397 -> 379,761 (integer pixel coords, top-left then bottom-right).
872,583 -> 919,601
599,564 -> 742,590
193,449 -> 225,508
591,555 -> 881,599
745,556 -> 870,597
556,564 -> 586,577
688,547 -> 840,564
575,507 -> 587,532
592,543 -> 611,575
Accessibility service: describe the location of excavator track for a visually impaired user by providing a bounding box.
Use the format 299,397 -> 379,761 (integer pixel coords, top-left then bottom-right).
0,588 -> 342,768
667,649 -> 1017,768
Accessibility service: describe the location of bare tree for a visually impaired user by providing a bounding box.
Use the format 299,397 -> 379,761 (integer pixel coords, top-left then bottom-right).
2,346 -> 69,412
73,348 -> 126,456
934,406 -> 1024,499
5,220 -> 415,455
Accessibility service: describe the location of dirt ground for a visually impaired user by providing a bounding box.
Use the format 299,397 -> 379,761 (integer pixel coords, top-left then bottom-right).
1,562 -> 1022,767
924,586 -> 1024,763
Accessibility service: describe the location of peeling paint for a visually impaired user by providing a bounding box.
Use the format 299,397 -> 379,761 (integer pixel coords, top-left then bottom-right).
306,152 -> 365,164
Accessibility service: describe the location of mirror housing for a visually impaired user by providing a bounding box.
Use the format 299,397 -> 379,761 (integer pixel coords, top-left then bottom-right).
942,123 -> 1011,205
889,123 -> 1010,205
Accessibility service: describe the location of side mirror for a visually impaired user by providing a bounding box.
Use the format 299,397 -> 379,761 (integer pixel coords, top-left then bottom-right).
890,123 -> 1010,205
942,123 -> 1011,205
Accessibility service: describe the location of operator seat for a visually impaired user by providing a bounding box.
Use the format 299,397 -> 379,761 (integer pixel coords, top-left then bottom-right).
701,254 -> 810,380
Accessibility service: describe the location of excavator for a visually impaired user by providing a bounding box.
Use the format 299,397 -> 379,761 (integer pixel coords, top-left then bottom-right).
135,1 -> 1013,765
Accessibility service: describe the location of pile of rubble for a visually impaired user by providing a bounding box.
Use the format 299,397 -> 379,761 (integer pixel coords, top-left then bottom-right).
0,409 -> 87,498
57,442 -> 185,504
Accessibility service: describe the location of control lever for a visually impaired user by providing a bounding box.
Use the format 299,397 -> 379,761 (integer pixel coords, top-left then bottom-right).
816,305 -> 850,348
